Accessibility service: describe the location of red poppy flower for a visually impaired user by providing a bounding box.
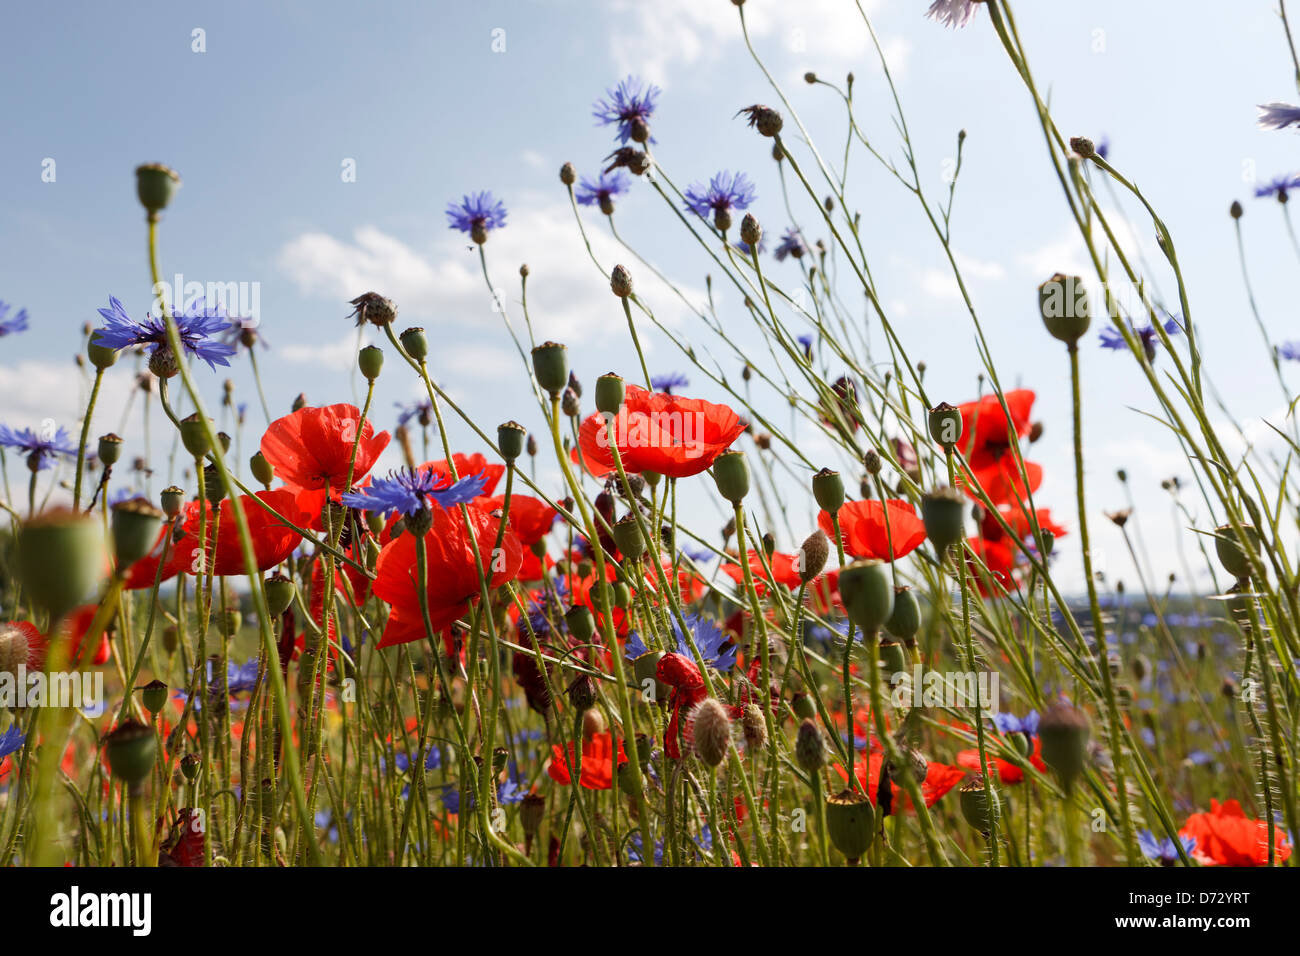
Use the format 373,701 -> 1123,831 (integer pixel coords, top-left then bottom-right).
720,550 -> 805,595
965,536 -> 1017,597
576,386 -> 745,479
1180,799 -> 1292,866
64,604 -> 111,666
548,732 -> 628,790
957,736 -> 1047,784
658,651 -> 707,759
956,389 -> 1035,463
818,499 -> 927,561
423,453 -> 506,496
371,502 -> 523,648
173,489 -> 309,577
260,403 -> 390,493
0,620 -> 47,671
482,494 -> 557,546
832,753 -> 965,812
982,504 -> 1067,543
964,454 -> 1044,507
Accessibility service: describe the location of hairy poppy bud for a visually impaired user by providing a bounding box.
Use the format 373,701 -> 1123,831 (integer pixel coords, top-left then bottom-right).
691,698 -> 731,767
825,789 -> 874,864
399,327 -> 427,362
140,679 -> 168,716
1214,523 -> 1259,580
248,451 -> 273,487
922,487 -> 966,553
1069,136 -> 1096,159
610,264 -> 633,298
97,433 -> 123,467
135,162 -> 181,216
884,586 -> 921,643
711,450 -> 750,504
959,775 -> 1000,836
1038,273 -> 1091,345
740,213 -> 762,248
498,420 -> 526,463
264,572 -> 296,617
795,719 -> 827,772
567,673 -> 597,711
838,559 -> 894,635
797,529 -> 829,582
928,402 -> 962,451
104,719 -> 157,792
812,467 -> 845,515
16,508 -> 106,620
863,449 -> 882,476
560,162 -> 577,185
612,515 -> 645,561
741,702 -> 766,750
111,497 -> 164,569
358,344 -> 384,380
1038,699 -> 1090,792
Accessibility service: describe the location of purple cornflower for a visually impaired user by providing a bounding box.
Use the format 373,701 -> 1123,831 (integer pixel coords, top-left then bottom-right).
683,171 -> 756,231
733,236 -> 766,256
774,228 -> 810,262
1254,173 -> 1300,199
994,710 -> 1040,737
1138,829 -> 1195,866
1098,314 -> 1182,361
651,372 -> 690,394
0,424 -> 77,471
1258,102 -> 1300,130
93,295 -> 235,371
1096,136 -> 1110,160
796,333 -> 814,360
0,725 -> 24,761
395,398 -> 433,429
626,612 -> 736,671
926,0 -> 980,28
445,192 -> 508,243
0,302 -> 29,337
340,467 -> 488,518
1278,342 -> 1300,362
593,76 -> 660,145
575,170 -> 631,213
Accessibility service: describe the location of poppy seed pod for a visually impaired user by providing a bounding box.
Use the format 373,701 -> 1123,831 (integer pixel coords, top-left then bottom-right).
959,775 -> 1000,836
610,264 -> 634,298
928,402 -> 963,452
87,332 -> 120,370
1038,699 -> 1090,792
103,720 -> 157,792
1214,523 -> 1260,580
358,344 -> 384,380
691,698 -> 732,767
1038,273 -> 1091,345
838,559 -> 894,635
179,414 -> 211,459
812,467 -> 845,515
612,515 -> 645,560
922,487 -> 966,553
399,327 -> 428,362
497,420 -> 526,463
878,638 -> 907,676
711,450 -> 750,504
179,752 -> 200,782
882,587 -> 921,644
594,373 -> 626,418
111,497 -> 164,569
16,508 -> 106,620
159,485 -> 185,519
263,572 -> 296,617
797,529 -> 830,583
135,163 -> 181,216
249,451 -> 274,486
825,789 -> 875,864
564,605 -> 596,643
612,580 -> 632,608
795,719 -> 827,772
740,213 -> 762,248
97,433 -> 123,467
140,679 -> 168,716
531,341 -> 569,397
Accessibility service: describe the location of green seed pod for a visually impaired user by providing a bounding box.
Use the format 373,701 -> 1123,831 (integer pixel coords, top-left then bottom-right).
180,752 -> 200,782
595,373 -> 626,415
797,529 -> 829,583
812,467 -> 845,515
791,692 -> 816,721
959,775 -> 1000,836
795,718 -> 827,772
838,559 -> 894,635
159,485 -> 185,519
140,679 -> 168,716
1038,700 -> 1090,792
921,487 -> 966,553
711,450 -> 750,504
16,508 -> 106,620
358,344 -> 384,381
825,789 -> 875,864
103,720 -> 157,791
87,332 -> 120,370
264,572 -> 296,617
884,586 -> 921,642
399,327 -> 428,362
97,433 -> 124,467
1038,273 -> 1091,344
1214,523 -> 1259,580
612,515 -> 645,560
497,421 -> 526,463
179,414 -> 211,459
611,581 -> 631,608
691,698 -> 732,767
135,163 -> 181,215
928,402 -> 963,452
531,341 -> 569,397
565,605 -> 596,643
877,638 -> 907,676
111,497 -> 164,569
250,451 -> 274,486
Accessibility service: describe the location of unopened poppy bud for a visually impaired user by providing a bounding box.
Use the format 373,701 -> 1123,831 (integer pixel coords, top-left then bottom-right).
16,508 -> 106,620
959,775 -> 1000,836
863,449 -> 882,475
399,327 -> 428,362
560,162 -> 577,185
567,673 -> 597,711
825,789 -> 874,864
135,163 -> 181,216
741,703 -> 766,750
358,344 -> 384,380
263,572 -> 296,617
812,467 -> 845,515
1214,523 -> 1259,580
1230,200 -> 1243,219
532,341 -> 569,397
497,421 -> 526,463
292,393 -> 308,411
161,625 -> 178,654
87,332 -> 120,370
140,679 -> 168,716
565,605 -> 596,644
111,497 -> 163,569
526,434 -> 538,458
610,264 -> 633,298
838,559 -> 894,635
104,720 -> 157,791
179,414 -> 211,459
797,529 -> 829,582
928,402 -> 962,451
595,373 -> 625,416
740,214 -> 762,248
795,719 -> 826,772
180,751 -> 200,782
1038,273 -> 1091,344
691,699 -> 732,767
249,451 -> 274,486
762,532 -> 775,558
1038,699 -> 1090,792
561,387 -> 581,418
884,586 -> 921,643
611,580 -> 631,608
612,515 -> 645,560
711,450 -> 750,504
97,433 -> 123,467
1069,136 -> 1095,159
922,487 -> 966,553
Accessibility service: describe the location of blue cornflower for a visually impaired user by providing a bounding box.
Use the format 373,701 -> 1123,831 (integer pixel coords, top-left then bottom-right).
0,725 -> 24,761
926,0 -> 980,28
1258,102 -> 1300,130
1138,829 -> 1195,865
93,295 -> 235,371
683,171 -> 757,228
0,424 -> 77,471
593,76 -> 660,145
394,746 -> 442,774
774,228 -> 810,262
340,467 -> 488,518
575,171 -> 632,212
445,192 -> 508,240
651,372 -> 690,394
1096,136 -> 1110,160
796,333 -> 814,360
1255,173 -> 1300,199
0,302 -> 29,337
994,710 -> 1039,737
1278,342 -> 1300,362
733,236 -> 766,256
681,545 -> 714,564
626,613 -> 736,671
627,831 -> 665,865
1098,314 -> 1182,360
226,658 -> 260,696
395,398 -> 433,428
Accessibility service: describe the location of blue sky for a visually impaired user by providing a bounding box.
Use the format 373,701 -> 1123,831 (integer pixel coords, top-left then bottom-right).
3,0 -> 1299,593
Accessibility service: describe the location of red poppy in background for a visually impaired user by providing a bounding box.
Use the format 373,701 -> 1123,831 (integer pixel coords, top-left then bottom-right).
832,753 -> 965,812
423,453 -> 506,496
981,505 -> 1067,544
260,403 -> 390,493
956,389 -> 1035,463
721,550 -> 805,595
121,522 -> 188,591
548,732 -> 628,789
172,489 -> 309,577
965,454 -> 1043,507
371,502 -> 522,648
957,737 -> 1047,784
965,536 -> 1017,597
1180,799 -> 1292,866
818,500 -> 927,561
65,604 -> 111,667
482,494 -> 557,546
576,386 -> 745,479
